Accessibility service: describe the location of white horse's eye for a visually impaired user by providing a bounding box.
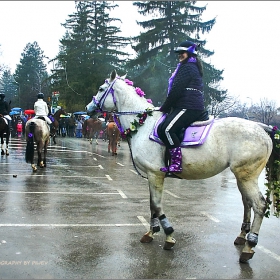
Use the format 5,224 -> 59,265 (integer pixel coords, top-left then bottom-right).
99,87 -> 104,92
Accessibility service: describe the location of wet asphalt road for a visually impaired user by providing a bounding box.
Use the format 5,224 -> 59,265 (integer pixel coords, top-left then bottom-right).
0,135 -> 280,279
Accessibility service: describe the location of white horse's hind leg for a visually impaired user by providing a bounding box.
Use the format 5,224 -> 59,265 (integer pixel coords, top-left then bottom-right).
235,178 -> 266,263
140,172 -> 176,249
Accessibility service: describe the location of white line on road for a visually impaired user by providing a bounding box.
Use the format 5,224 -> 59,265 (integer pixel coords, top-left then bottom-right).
164,190 -> 180,198
137,216 -> 150,231
117,162 -> 125,166
201,211 -> 220,223
257,245 -> 280,263
0,174 -> 109,179
117,190 -> 127,198
105,174 -> 112,180
0,191 -> 122,195
0,223 -> 144,227
129,169 -> 138,175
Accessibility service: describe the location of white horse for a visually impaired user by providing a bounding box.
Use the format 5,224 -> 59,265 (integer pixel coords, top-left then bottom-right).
25,118 -> 50,172
86,70 -> 278,263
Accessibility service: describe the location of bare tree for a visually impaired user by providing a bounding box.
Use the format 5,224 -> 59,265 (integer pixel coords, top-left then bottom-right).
249,98 -> 277,125
207,94 -> 240,118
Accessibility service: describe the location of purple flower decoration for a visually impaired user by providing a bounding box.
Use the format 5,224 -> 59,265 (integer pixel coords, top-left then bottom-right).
147,99 -> 153,104
28,133 -> 33,138
135,87 -> 145,97
125,79 -> 133,86
273,126 -> 278,131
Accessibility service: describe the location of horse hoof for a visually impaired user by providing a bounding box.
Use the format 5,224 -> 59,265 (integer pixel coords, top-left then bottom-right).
140,234 -> 154,243
239,251 -> 255,263
163,241 -> 176,250
234,236 -> 246,245
1,151 -> 4,155
163,237 -> 176,250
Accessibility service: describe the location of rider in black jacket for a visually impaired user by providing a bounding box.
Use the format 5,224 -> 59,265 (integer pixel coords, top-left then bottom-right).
157,40 -> 205,173
0,93 -> 12,131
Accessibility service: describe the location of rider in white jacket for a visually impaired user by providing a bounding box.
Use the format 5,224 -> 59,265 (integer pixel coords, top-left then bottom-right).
34,93 -> 52,125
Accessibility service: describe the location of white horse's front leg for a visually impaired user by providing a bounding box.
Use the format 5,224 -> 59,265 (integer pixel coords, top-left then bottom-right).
140,172 -> 176,249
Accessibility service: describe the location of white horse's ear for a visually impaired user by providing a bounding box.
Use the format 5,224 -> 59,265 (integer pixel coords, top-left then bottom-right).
121,73 -> 127,80
110,70 -> 117,82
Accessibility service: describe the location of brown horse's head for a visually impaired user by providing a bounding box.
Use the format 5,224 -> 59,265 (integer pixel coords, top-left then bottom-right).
53,108 -> 67,120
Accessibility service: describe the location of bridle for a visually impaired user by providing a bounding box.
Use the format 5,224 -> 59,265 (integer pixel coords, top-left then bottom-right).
91,76 -> 153,179
92,77 -> 150,134
92,78 -> 119,113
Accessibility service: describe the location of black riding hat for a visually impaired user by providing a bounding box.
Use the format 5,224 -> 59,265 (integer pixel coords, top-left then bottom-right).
174,40 -> 200,55
37,93 -> 44,99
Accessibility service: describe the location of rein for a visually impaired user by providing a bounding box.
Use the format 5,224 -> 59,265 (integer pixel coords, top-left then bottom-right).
112,112 -> 149,180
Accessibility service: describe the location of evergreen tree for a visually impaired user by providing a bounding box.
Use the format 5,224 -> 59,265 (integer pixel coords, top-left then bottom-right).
0,69 -> 18,106
128,1 -> 227,107
52,1 -> 130,111
13,41 -> 49,109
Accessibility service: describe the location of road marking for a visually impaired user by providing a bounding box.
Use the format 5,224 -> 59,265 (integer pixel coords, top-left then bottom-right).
117,190 -> 127,198
164,190 -> 180,198
117,162 -> 125,166
0,223 -> 144,228
87,152 -> 106,158
0,190 -> 123,195
53,165 -> 102,168
257,245 -> 280,262
0,174 -> 110,179
129,169 -> 138,175
137,216 -> 150,231
61,150 -> 88,153
201,211 -> 220,223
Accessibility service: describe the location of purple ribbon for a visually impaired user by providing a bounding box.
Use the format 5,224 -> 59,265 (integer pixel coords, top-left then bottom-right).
168,63 -> 181,95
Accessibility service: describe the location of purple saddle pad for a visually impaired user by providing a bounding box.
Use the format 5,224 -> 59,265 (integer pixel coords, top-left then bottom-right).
149,114 -> 214,147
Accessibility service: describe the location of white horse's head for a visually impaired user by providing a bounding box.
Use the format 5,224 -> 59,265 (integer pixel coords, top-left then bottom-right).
85,70 -> 126,116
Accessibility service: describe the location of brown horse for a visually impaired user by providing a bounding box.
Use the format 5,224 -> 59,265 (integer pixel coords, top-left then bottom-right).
50,108 -> 67,144
106,120 -> 120,156
82,117 -> 103,144
0,115 -> 10,156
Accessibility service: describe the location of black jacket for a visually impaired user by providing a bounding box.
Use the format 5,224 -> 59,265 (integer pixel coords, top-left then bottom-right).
0,99 -> 10,115
160,61 -> 204,113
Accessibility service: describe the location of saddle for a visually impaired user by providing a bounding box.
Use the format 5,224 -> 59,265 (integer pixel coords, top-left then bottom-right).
149,111 -> 215,147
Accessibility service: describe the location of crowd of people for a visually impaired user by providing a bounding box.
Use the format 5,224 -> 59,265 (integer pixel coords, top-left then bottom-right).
0,92 -> 107,138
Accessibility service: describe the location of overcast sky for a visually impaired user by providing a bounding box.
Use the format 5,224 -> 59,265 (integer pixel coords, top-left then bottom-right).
0,1 -> 280,106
